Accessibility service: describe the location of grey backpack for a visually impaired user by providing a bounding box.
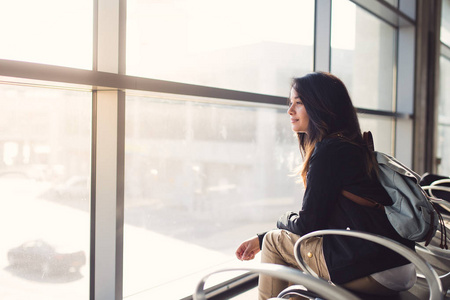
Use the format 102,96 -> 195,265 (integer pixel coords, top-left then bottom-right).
375,150 -> 439,245
343,132 -> 445,248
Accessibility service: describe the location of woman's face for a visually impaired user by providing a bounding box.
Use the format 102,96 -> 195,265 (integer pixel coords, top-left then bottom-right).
287,87 -> 309,133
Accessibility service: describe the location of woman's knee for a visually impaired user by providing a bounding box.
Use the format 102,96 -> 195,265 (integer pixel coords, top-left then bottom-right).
262,229 -> 282,252
262,230 -> 301,267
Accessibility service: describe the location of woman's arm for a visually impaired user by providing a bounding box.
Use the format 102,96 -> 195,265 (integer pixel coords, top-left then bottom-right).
277,140 -> 348,235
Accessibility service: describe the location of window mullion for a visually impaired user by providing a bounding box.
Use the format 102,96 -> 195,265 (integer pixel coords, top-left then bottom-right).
91,0 -> 125,300
314,0 -> 332,72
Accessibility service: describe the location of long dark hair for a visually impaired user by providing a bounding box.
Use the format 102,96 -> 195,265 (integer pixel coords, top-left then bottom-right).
291,72 -> 375,184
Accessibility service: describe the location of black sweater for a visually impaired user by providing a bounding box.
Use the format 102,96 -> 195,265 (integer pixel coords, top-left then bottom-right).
274,137 -> 414,284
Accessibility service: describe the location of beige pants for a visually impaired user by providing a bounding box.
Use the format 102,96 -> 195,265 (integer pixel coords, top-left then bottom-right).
258,230 -> 329,300
258,229 -> 396,300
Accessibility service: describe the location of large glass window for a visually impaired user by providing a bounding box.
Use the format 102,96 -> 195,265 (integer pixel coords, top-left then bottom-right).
437,56 -> 450,175
123,94 -> 301,299
126,0 -> 314,96
0,0 -> 93,69
330,0 -> 396,111
0,83 -> 91,299
0,0 -> 425,298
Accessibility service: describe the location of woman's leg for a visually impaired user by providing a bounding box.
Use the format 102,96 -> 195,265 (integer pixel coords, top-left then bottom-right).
259,229 -> 396,298
258,230 -> 302,300
298,236 -> 330,281
258,230 -> 330,300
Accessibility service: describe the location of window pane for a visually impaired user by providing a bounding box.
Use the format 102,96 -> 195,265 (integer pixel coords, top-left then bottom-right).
359,114 -> 394,154
437,125 -> 450,176
124,94 -> 300,299
441,0 -> 450,46
331,0 -> 396,111
437,56 -> 450,175
0,83 -> 91,300
0,0 -> 93,69
439,56 -> 450,120
126,0 -> 314,96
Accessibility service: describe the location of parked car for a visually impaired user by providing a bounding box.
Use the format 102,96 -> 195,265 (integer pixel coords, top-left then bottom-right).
7,239 -> 86,275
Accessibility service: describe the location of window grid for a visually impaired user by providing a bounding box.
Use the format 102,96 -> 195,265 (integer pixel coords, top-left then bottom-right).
0,0 -> 424,299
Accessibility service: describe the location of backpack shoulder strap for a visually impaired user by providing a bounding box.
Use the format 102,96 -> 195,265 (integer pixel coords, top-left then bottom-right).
363,131 -> 374,152
375,151 -> 421,183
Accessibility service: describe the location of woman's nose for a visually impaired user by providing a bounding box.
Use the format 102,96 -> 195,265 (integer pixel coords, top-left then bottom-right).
287,106 -> 294,115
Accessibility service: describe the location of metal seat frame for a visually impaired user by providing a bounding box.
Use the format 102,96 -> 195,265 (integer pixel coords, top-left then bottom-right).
192,263 -> 360,300
282,229 -> 445,300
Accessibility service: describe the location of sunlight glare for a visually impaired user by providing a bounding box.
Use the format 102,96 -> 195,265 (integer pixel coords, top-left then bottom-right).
0,0 -> 93,69
331,0 -> 356,50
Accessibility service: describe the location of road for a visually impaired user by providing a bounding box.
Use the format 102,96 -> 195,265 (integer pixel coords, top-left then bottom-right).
0,177 -> 270,299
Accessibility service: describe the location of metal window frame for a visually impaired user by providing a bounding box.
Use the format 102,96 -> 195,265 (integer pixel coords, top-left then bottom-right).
414,0 -> 443,174
350,0 -> 415,27
314,0 -> 332,72
91,0 -> 126,299
394,0 -> 416,165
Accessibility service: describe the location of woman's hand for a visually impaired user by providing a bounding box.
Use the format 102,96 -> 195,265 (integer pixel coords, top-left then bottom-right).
235,236 -> 260,261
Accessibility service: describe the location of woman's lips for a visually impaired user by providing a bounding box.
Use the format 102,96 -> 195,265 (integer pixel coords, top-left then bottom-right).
290,118 -> 299,123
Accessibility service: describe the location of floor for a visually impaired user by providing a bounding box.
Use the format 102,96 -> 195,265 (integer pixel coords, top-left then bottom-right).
229,287 -> 258,299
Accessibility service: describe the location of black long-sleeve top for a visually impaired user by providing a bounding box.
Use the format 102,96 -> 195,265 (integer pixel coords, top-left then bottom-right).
274,137 -> 415,284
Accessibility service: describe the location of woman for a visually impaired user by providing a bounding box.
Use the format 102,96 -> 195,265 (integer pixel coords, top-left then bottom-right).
235,72 -> 416,299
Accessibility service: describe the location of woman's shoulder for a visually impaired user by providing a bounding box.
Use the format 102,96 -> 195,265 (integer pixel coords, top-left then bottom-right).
312,138 -> 365,169
314,137 -> 362,156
